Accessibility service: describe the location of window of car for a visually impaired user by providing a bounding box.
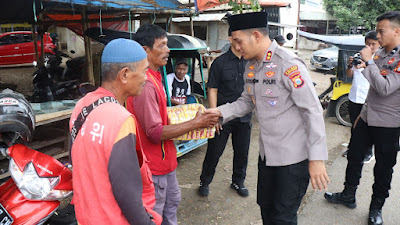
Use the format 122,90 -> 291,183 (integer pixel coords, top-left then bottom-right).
0,34 -> 19,46
21,34 -> 33,43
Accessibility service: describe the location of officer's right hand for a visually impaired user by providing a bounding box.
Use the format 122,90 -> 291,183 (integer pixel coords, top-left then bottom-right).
193,109 -> 220,129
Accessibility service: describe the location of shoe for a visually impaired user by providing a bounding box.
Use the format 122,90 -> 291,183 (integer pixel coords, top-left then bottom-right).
230,183 -> 249,197
198,183 -> 209,197
324,191 -> 357,208
342,149 -> 349,157
364,154 -> 375,164
368,209 -> 383,225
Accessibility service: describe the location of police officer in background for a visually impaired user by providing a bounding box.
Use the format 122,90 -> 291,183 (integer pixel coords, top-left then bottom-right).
206,12 -> 329,224
198,28 -> 252,197
324,11 -> 400,225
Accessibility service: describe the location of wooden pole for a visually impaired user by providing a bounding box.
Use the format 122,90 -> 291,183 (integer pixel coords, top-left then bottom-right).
81,7 -> 95,85
189,0 -> 194,37
32,26 -> 39,63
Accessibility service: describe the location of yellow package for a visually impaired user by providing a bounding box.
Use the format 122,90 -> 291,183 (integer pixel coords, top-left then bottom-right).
167,103 -> 216,140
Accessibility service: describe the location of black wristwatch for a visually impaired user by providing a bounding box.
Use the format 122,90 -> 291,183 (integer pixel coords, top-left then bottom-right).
347,64 -> 353,69
365,59 -> 374,67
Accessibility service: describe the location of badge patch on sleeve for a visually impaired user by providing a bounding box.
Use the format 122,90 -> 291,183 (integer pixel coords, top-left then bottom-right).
249,64 -> 255,70
284,65 -> 299,76
247,72 -> 255,78
265,71 -> 275,78
265,51 -> 272,61
380,70 -> 388,76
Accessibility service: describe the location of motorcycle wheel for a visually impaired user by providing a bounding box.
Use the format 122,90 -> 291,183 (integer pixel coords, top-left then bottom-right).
335,95 -> 351,127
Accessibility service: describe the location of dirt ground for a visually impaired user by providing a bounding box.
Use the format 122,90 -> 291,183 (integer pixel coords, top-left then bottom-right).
0,49 -> 350,225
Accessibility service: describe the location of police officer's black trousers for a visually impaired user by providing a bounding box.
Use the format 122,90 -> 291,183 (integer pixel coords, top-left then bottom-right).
345,118 -> 400,208
257,157 -> 309,225
348,101 -> 373,156
200,119 -> 251,185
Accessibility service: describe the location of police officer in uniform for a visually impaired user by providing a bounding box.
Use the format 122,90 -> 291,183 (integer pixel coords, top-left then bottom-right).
325,11 -> 400,225
206,12 -> 329,224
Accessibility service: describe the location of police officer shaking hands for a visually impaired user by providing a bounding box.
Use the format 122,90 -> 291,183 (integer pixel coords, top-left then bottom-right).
206,11 -> 329,225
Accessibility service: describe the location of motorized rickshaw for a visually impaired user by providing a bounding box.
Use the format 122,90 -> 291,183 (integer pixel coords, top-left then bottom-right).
298,30 -> 365,126
85,28 -> 210,157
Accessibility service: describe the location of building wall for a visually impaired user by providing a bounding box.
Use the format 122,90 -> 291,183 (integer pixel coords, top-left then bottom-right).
279,0 -> 300,48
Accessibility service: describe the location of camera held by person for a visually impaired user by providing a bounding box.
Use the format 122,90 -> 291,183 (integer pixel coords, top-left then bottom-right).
352,53 -> 363,66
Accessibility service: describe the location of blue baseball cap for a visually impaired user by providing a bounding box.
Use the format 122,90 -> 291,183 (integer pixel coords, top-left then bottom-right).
102,38 -> 147,63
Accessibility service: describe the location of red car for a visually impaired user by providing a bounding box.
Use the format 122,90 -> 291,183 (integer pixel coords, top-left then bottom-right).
0,31 -> 55,66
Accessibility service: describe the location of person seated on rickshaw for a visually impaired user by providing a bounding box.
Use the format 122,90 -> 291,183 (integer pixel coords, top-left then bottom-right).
166,58 -> 193,105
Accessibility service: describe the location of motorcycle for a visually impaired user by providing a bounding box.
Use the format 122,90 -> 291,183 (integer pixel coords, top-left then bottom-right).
0,89 -> 76,225
31,50 -> 94,103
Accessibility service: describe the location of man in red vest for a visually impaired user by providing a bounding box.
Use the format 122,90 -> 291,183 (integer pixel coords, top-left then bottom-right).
126,24 -> 219,225
70,38 -> 161,225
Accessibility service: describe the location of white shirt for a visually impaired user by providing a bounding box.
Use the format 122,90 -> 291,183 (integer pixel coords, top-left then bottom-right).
349,66 -> 370,104
165,73 -> 191,98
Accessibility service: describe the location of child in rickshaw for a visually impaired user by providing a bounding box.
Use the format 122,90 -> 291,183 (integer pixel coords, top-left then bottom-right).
166,58 -> 192,105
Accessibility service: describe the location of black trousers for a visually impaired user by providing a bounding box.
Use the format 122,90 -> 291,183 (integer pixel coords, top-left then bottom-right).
348,101 -> 373,156
345,118 -> 400,206
257,157 -> 310,225
200,119 -> 251,185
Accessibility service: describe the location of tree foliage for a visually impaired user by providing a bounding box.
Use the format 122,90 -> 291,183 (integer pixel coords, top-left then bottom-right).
220,0 -> 261,14
323,0 -> 400,31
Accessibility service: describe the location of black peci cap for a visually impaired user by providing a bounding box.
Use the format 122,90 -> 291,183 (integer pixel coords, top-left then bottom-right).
228,11 -> 268,32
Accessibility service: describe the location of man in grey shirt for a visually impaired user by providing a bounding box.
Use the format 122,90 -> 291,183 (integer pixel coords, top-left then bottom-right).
325,11 -> 400,225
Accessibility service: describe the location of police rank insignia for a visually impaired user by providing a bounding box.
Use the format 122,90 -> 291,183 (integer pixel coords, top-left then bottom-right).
388,58 -> 395,64
373,55 -> 380,60
267,100 -> 278,106
380,70 -> 388,76
265,63 -> 277,69
265,71 -> 275,78
247,72 -> 255,78
249,64 -> 255,70
265,51 -> 272,61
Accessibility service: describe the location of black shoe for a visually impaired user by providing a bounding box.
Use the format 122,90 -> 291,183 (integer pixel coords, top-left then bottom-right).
198,183 -> 209,197
230,183 -> 249,197
342,149 -> 349,157
324,191 -> 357,208
368,209 -> 383,225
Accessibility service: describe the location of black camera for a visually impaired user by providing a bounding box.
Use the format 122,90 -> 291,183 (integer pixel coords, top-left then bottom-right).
352,53 -> 362,66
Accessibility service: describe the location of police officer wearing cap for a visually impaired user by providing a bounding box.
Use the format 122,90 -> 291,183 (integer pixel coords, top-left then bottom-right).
324,11 -> 400,225
206,11 -> 329,224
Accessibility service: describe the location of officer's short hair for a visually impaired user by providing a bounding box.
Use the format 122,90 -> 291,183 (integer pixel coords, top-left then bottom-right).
101,62 -> 138,81
134,24 -> 167,49
244,27 -> 269,36
377,11 -> 400,27
365,30 -> 378,41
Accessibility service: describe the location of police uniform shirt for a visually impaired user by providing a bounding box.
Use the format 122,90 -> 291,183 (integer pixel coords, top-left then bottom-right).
219,40 -> 328,166
360,44 -> 400,128
208,48 -> 251,122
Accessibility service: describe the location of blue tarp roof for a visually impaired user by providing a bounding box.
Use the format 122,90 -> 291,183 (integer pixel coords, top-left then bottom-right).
0,0 -> 186,24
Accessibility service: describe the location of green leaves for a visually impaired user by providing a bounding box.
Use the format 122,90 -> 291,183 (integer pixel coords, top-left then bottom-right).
219,0 -> 261,14
323,0 -> 400,31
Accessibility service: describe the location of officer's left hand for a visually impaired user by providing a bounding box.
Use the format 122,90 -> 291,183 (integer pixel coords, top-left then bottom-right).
360,45 -> 373,62
309,160 -> 330,191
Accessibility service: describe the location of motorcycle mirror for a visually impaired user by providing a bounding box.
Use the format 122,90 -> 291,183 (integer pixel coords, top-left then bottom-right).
33,61 -> 38,67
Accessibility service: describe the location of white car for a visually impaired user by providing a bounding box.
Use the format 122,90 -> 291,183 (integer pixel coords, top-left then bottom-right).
310,46 -> 339,71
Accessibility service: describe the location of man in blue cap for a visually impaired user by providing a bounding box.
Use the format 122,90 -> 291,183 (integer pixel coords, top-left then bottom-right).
70,38 -> 161,225
206,12 -> 330,224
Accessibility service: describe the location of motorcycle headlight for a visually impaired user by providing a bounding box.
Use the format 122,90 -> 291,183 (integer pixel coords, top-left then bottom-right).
9,159 -> 69,200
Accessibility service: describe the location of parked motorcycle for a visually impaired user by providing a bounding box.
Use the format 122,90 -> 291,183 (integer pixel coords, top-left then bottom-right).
0,89 -> 76,225
31,50 -> 94,103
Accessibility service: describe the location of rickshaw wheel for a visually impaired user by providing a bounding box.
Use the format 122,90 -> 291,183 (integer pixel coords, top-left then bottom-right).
335,95 -> 351,127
